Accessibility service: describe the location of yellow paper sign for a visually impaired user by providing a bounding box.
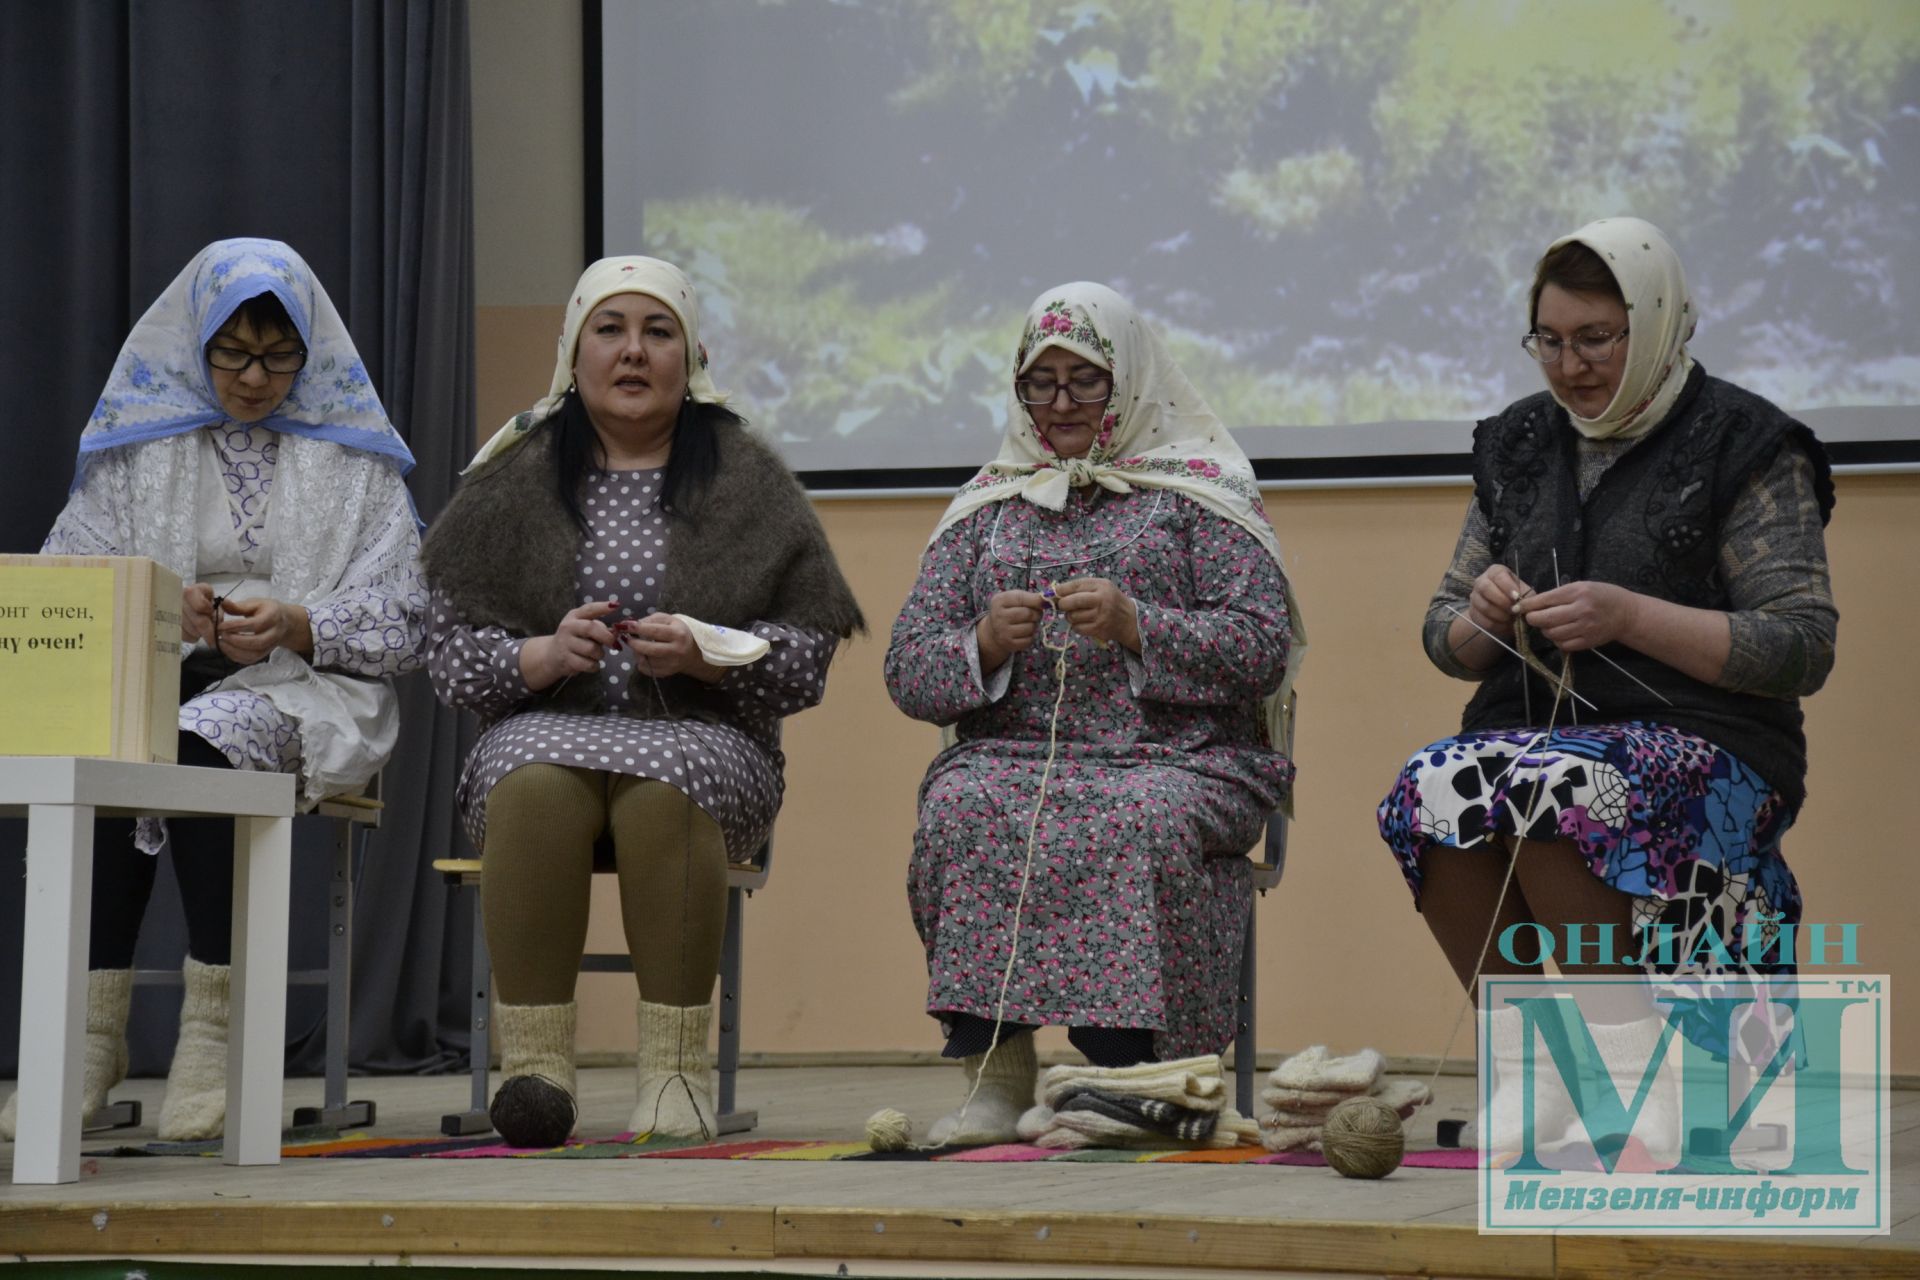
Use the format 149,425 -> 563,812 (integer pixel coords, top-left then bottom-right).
0,566 -> 115,756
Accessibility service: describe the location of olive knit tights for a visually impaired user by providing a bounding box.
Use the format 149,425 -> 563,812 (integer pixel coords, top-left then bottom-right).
481,763 -> 729,1007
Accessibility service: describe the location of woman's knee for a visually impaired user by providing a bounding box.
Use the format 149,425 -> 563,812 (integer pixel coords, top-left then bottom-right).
488,764 -> 603,830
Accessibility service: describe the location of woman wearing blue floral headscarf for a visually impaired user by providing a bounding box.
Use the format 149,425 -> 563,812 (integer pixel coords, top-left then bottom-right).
0,239 -> 426,1143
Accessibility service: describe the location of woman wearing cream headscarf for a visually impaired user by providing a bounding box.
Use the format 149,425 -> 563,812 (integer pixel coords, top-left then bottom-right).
422,257 -> 862,1147
885,282 -> 1303,1145
1378,218 -> 1837,1157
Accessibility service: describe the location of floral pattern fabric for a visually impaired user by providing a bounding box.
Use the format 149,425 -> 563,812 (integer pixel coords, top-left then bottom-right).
885,488 -> 1293,1057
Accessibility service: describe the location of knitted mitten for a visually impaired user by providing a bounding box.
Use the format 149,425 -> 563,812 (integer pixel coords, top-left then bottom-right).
489,1001 -> 579,1148
157,958 -> 230,1141
630,998 -> 716,1140
927,1033 -> 1037,1146
0,967 -> 133,1142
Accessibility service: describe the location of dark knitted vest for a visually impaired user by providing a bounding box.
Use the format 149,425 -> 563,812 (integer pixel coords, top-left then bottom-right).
1463,365 -> 1834,814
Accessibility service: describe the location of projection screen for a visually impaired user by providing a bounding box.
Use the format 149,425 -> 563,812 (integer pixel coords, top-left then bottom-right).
599,1 -> 1920,482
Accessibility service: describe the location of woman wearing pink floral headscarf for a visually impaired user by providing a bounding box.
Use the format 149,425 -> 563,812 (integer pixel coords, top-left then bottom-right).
884,282 -> 1304,1145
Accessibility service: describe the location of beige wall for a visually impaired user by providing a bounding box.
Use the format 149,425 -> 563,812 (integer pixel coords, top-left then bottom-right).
469,2 -> 1920,1071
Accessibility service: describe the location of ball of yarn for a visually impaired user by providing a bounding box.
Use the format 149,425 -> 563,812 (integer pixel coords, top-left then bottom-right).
1321,1096 -> 1404,1179
489,1074 -> 577,1150
866,1107 -> 914,1152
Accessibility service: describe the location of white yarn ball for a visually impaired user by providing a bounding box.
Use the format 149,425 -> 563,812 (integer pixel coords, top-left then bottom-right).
865,1107 -> 914,1152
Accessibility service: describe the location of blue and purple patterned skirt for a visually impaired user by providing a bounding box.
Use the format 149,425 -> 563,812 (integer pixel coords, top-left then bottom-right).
1378,722 -> 1801,1002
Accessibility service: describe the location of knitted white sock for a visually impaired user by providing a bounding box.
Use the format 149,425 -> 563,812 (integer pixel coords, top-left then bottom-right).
0,968 -> 132,1142
1372,1076 -> 1432,1120
1269,1045 -> 1384,1093
927,1034 -> 1036,1146
158,958 -> 229,1141
631,999 -> 716,1140
1261,1082 -> 1350,1109
1259,1118 -> 1324,1152
1016,1103 -> 1054,1142
1265,1102 -> 1338,1127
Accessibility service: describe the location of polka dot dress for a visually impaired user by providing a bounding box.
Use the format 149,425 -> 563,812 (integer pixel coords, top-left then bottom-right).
429,467 -> 837,857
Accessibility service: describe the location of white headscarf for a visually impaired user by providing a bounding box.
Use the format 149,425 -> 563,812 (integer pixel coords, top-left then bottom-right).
1542,217 -> 1697,441
933,282 -> 1306,757
466,255 -> 727,470
75,237 -> 413,479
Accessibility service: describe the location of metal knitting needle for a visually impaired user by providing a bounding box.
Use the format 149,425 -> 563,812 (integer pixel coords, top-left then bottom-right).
1546,549 -> 1674,707
1441,603 -> 1598,712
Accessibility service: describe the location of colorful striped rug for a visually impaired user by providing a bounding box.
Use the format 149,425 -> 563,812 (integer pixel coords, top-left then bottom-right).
87,1128 -> 1480,1168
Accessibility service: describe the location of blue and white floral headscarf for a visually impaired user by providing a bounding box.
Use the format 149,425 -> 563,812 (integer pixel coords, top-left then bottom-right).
74,238 -> 413,483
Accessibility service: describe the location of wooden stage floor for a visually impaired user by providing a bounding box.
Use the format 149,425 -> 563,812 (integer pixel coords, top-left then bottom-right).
2,1064 -> 1917,1277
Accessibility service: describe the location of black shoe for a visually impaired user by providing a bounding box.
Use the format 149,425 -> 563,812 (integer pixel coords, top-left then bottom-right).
489,1074 -> 577,1148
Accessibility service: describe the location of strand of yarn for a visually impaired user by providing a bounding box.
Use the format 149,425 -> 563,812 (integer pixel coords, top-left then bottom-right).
946,598 -> 1077,1139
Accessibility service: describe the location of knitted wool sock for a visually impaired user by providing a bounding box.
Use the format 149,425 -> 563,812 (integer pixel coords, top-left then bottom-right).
631,998 -> 716,1140
490,1001 -> 579,1148
157,958 -> 230,1141
1373,1076 -> 1432,1120
1260,1083 -> 1350,1109
0,968 -> 133,1142
1016,1103 -> 1054,1142
1270,1045 -> 1384,1093
1259,1118 -> 1324,1152
927,1033 -> 1037,1146
1265,1102 -> 1339,1127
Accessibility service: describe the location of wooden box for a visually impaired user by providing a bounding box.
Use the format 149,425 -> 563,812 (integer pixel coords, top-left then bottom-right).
0,555 -> 182,763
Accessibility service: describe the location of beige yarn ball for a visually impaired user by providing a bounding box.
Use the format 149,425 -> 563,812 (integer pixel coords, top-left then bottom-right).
1322,1096 -> 1404,1179
865,1107 -> 914,1152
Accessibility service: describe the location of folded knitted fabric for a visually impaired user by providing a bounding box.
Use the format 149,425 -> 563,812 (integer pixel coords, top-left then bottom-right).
1260,1083 -> 1351,1109
1268,1045 -> 1384,1094
1264,1103 -> 1339,1127
1054,1085 -> 1218,1142
1256,1075 -> 1434,1153
1042,1105 -> 1259,1151
1041,1054 -> 1225,1110
1259,1119 -> 1324,1152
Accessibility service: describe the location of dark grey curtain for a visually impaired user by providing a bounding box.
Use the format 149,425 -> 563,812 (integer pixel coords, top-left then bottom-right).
0,0 -> 477,1079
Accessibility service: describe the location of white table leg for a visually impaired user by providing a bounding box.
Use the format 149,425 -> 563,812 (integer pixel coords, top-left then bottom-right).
14,803 -> 94,1185
223,811 -> 291,1166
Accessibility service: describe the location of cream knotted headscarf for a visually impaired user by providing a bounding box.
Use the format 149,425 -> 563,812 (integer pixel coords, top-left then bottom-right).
1541,217 -> 1696,441
465,255 -> 728,470
932,281 -> 1306,762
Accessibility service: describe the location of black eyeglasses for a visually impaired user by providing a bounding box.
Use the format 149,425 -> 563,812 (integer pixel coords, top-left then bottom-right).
1521,329 -> 1628,365
207,345 -> 308,375
1015,372 -> 1112,405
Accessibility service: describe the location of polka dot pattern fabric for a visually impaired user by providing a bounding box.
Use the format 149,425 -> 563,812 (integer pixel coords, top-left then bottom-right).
428,467 -> 837,857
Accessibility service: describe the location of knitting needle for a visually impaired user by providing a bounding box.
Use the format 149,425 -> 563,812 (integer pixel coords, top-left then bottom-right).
1441,603 -> 1598,711
1546,549 -> 1674,707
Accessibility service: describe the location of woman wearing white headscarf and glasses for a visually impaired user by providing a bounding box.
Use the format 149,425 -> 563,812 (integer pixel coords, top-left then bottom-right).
886,283 -> 1304,1145
0,238 -> 425,1144
1378,218 -> 1837,1156
422,257 -> 863,1148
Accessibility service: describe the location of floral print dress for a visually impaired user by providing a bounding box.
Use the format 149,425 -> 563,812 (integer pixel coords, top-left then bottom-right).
885,486 -> 1293,1058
